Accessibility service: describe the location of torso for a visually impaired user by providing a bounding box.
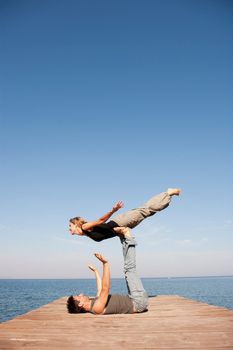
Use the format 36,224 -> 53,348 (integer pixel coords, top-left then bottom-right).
81,222 -> 118,242
91,294 -> 134,314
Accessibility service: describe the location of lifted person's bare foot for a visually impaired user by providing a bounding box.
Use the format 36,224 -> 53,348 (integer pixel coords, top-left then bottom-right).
167,188 -> 181,196
113,226 -> 132,238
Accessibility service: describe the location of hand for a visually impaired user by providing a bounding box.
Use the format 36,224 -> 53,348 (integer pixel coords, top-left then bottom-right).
88,265 -> 97,272
112,200 -> 124,212
94,253 -> 108,264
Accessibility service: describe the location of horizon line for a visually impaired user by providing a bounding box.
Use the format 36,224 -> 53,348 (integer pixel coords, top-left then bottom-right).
1,275 -> 233,280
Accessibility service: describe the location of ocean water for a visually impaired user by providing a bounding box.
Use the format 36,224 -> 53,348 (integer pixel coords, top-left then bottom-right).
0,276 -> 233,323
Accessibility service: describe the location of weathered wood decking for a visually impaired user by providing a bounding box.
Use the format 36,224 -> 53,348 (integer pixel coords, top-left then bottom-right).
0,295 -> 233,349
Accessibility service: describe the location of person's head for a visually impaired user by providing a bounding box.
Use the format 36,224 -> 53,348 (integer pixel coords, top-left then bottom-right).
67,294 -> 91,313
69,217 -> 86,235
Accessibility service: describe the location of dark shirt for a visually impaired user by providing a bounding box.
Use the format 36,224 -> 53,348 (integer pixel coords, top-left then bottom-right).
81,221 -> 118,242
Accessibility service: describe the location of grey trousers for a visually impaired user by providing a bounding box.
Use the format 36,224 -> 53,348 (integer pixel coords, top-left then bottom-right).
121,235 -> 148,313
112,191 -> 171,228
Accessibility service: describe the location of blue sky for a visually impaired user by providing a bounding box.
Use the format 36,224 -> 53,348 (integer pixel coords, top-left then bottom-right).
0,0 -> 232,278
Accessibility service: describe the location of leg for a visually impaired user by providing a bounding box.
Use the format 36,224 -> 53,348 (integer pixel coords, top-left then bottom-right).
120,230 -> 148,313
112,188 -> 180,228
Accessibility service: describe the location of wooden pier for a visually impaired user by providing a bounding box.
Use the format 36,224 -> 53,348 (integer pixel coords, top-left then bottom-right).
0,295 -> 233,349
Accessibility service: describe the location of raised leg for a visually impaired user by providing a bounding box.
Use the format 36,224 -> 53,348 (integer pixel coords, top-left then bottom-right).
112,189 -> 180,228
120,229 -> 148,312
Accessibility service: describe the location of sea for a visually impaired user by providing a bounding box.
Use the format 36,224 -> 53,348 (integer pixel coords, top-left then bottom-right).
0,276 -> 233,323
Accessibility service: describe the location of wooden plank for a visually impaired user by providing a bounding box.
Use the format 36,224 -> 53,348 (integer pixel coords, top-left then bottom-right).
0,295 -> 233,349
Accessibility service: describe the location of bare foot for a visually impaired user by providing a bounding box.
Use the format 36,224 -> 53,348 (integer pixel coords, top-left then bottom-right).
113,226 -> 132,238
167,188 -> 181,196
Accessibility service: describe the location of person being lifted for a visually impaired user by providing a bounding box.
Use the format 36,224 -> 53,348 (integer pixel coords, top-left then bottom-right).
69,188 -> 181,242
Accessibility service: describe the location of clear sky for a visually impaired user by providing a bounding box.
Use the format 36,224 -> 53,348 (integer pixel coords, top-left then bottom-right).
0,0 -> 232,278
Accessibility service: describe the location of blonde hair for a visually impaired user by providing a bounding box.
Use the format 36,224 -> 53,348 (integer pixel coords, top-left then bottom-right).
69,216 -> 87,228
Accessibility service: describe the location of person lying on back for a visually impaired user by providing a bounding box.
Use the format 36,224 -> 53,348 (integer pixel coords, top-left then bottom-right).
67,228 -> 148,314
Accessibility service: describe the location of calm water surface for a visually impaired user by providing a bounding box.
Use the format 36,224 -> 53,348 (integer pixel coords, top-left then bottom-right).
0,276 -> 233,322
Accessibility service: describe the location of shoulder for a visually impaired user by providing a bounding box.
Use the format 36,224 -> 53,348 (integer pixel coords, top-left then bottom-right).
92,293 -> 110,315
81,224 -> 94,232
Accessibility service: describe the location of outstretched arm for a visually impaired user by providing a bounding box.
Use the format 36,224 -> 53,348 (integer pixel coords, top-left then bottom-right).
81,201 -> 123,231
88,265 -> 102,297
92,253 -> 110,315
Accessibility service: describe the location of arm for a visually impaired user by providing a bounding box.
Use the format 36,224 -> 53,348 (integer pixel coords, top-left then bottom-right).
81,201 -> 123,231
92,253 -> 110,315
88,265 -> 102,297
